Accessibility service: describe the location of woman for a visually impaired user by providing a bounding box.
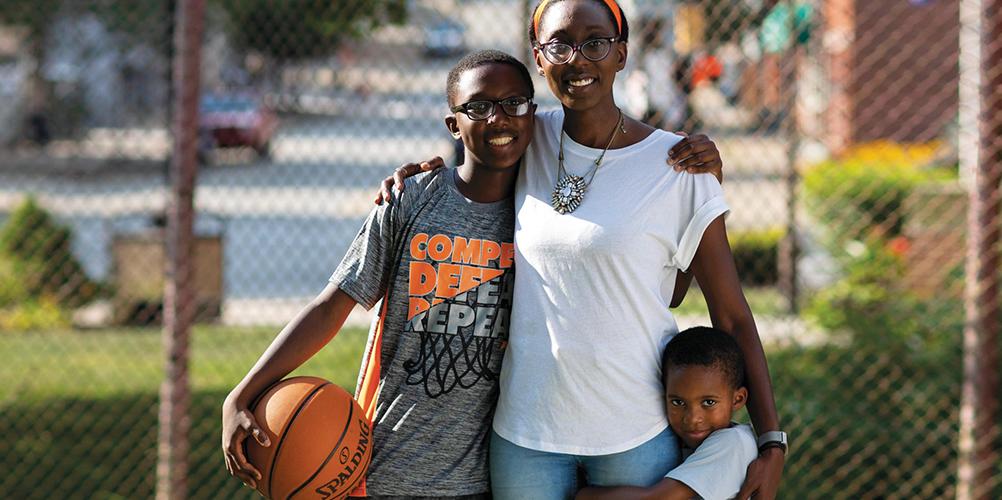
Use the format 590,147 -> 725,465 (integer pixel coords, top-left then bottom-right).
382,1 -> 784,498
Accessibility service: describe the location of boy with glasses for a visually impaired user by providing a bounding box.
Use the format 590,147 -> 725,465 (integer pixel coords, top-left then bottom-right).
222,49 -> 536,499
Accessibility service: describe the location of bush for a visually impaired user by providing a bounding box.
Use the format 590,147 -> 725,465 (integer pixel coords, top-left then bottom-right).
778,227 -> 964,496
803,141 -> 955,246
806,239 -> 961,360
0,297 -> 69,331
730,228 -> 783,286
0,253 -> 29,306
0,252 -> 71,331
804,140 -> 964,360
0,198 -> 100,307
769,339 -> 962,498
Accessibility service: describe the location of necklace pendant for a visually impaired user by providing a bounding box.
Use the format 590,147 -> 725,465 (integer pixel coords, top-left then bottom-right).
551,174 -> 587,214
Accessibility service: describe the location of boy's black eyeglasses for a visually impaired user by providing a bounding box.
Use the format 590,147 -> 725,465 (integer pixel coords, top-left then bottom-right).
451,96 -> 533,121
535,37 -> 619,65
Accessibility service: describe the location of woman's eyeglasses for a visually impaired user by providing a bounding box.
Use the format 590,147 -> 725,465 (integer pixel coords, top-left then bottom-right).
535,37 -> 619,65
450,96 -> 533,121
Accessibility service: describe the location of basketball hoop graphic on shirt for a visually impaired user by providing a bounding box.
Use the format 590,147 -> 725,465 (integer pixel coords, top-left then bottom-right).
402,323 -> 504,398
402,234 -> 514,398
403,275 -> 511,398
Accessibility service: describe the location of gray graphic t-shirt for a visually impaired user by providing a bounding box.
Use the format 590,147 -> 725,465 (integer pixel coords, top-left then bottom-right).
330,168 -> 514,496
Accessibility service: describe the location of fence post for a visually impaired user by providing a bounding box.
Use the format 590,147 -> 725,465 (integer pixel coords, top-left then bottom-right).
778,0 -> 801,314
959,0 -> 1002,498
158,1 -> 205,499
958,0 -> 981,189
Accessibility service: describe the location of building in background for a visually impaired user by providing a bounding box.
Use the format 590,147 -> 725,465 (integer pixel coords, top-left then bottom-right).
824,0 -> 959,153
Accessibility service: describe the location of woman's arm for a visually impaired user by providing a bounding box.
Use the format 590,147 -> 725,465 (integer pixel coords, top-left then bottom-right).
372,134 -> 724,205
221,283 -> 357,488
689,216 -> 784,500
667,133 -> 723,307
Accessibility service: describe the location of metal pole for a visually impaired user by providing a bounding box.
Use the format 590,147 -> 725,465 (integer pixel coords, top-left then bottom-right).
958,0 -> 981,190
778,0 -> 800,314
959,0 -> 1002,498
158,1 -> 204,499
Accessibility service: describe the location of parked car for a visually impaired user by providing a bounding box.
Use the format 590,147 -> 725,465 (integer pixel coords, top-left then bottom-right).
198,93 -> 278,158
423,18 -> 466,58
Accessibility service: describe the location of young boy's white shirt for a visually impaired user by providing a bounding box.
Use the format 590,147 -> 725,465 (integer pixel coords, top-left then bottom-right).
665,423 -> 758,500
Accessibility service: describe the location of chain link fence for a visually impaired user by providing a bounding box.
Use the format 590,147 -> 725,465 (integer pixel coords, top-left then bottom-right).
0,0 -> 998,498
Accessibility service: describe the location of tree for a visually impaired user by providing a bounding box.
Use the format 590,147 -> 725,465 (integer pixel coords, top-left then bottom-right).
0,0 -> 175,46
214,0 -> 408,60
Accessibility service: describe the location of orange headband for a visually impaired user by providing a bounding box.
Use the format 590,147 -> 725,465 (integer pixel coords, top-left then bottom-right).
533,0 -> 622,39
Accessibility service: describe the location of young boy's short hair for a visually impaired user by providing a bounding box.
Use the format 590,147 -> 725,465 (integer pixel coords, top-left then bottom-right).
446,49 -> 535,106
662,326 -> 746,389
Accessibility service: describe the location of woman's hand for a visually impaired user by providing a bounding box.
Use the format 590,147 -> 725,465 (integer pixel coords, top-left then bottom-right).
221,396 -> 271,489
735,447 -> 785,500
667,133 -> 723,183
374,156 -> 446,205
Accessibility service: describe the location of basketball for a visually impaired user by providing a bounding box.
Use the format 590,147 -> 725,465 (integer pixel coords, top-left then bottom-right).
246,376 -> 372,500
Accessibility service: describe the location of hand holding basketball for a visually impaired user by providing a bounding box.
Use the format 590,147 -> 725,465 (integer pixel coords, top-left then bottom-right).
222,397 -> 272,489
233,376 -> 371,500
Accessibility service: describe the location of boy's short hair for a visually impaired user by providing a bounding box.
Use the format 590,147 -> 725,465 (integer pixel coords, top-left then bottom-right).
662,327 -> 746,389
446,50 -> 535,107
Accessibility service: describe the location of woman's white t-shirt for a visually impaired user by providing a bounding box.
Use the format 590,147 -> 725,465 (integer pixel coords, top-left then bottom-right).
492,109 -> 730,455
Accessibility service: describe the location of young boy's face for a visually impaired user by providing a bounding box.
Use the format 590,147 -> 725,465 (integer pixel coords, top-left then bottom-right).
446,63 -> 535,170
665,364 -> 747,449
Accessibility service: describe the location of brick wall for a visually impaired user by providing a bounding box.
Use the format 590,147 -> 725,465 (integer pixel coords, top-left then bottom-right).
826,0 -> 959,151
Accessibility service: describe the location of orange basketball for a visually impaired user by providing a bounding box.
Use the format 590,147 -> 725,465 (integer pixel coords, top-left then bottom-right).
247,376 -> 372,500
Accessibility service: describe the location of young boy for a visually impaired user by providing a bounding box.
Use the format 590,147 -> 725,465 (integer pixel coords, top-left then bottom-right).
221,49 -> 536,498
577,326 -> 760,500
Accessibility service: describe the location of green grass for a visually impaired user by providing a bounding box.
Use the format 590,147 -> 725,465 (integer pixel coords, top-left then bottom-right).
0,325 -> 368,401
1,320 -> 980,498
0,325 -> 368,499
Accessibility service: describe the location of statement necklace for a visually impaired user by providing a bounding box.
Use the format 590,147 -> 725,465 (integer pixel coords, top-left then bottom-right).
551,109 -> 626,214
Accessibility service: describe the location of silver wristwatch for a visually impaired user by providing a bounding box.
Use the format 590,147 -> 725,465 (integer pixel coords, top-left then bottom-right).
756,431 -> 788,454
